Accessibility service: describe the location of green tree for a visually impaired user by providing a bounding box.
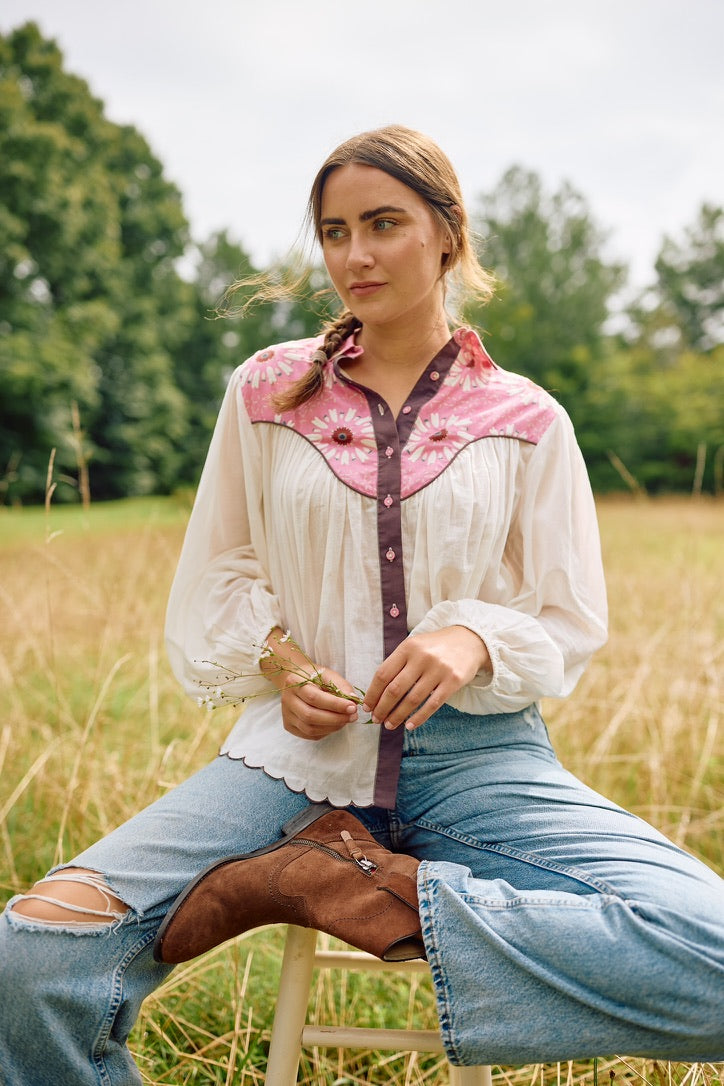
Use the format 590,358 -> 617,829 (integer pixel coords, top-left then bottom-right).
606,204 -> 724,495
580,344 -> 724,494
0,23 -> 190,502
463,167 -> 626,427
653,203 -> 724,354
172,232 -> 265,484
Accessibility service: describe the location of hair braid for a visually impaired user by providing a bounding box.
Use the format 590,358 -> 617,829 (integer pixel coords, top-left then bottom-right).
321,310 -> 361,358
272,310 -> 362,413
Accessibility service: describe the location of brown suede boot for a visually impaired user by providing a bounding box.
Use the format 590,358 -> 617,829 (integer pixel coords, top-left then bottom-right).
153,805 -> 425,964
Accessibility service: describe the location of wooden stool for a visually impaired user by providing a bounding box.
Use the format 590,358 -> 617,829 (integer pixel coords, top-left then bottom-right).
265,924 -> 493,1086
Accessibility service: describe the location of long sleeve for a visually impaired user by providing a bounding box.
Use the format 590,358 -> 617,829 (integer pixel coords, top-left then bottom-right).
165,368 -> 283,706
408,410 -> 608,715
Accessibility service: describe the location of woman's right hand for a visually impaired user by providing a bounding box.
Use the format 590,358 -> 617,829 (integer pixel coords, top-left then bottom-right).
280,666 -> 359,740
261,627 -> 359,740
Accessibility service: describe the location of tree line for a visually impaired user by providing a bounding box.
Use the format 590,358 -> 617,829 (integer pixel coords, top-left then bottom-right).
1,22 -> 722,505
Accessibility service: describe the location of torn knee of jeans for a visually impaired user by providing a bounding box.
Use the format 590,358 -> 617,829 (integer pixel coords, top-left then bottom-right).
10,868 -> 130,928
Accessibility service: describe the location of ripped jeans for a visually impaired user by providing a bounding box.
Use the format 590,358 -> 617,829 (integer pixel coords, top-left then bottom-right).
1,706 -> 723,1084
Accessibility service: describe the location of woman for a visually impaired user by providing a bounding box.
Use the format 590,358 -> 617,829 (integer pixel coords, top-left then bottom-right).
1,126 -> 722,1083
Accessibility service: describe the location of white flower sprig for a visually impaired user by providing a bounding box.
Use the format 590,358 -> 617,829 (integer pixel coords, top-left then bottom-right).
195,631 -> 368,713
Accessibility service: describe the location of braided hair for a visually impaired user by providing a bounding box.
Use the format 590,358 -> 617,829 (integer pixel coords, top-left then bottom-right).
272,310 -> 361,413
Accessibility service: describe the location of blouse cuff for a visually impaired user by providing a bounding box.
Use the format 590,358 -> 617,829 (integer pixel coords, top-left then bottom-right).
409,598 -> 565,710
166,576 -> 285,709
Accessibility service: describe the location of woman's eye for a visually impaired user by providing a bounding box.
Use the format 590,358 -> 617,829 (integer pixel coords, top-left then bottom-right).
374,219 -> 396,231
323,227 -> 345,241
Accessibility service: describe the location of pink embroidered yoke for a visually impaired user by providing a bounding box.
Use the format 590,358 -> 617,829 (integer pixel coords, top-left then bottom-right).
165,328 -> 608,808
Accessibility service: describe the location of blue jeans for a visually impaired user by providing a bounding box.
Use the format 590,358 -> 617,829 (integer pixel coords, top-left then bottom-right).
1,706 -> 723,1083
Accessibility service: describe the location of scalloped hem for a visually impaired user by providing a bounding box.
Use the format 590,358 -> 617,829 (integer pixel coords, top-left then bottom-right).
217,748 -> 376,809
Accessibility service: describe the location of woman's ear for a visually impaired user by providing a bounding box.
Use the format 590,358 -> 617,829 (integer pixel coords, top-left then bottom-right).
442,205 -> 462,265
441,230 -> 456,267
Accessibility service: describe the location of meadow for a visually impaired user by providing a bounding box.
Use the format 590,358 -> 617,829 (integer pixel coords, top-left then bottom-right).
0,495 -> 721,1086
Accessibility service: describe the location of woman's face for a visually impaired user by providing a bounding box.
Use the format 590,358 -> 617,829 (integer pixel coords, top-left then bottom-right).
319,163 -> 450,335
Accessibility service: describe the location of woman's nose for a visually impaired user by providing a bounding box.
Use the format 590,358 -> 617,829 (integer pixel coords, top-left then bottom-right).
345,234 -> 374,270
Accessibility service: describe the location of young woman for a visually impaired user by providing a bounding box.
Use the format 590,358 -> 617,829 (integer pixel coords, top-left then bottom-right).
1,126 -> 722,1083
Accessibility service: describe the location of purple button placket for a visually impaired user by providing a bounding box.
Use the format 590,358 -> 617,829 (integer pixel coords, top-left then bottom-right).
367,398 -> 409,807
335,339 -> 460,808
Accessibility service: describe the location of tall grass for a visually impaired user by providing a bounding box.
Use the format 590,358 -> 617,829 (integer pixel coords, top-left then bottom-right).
0,495 -> 721,1085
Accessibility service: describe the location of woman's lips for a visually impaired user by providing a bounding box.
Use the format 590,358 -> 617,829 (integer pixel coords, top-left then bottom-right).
349,282 -> 386,297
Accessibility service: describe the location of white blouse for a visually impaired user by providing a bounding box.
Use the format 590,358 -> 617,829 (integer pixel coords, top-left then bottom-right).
165,327 -> 608,808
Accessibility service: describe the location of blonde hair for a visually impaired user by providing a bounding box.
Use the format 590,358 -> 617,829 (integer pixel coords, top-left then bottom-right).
232,126 -> 495,411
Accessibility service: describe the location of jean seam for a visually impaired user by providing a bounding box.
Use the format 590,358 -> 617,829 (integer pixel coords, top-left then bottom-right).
418,863 -> 461,1065
413,818 -> 625,898
91,927 -> 158,1084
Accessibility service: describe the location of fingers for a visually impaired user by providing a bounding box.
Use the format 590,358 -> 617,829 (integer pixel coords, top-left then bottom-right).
362,627 -> 490,732
363,657 -> 443,732
281,669 -> 359,741
363,641 -> 441,727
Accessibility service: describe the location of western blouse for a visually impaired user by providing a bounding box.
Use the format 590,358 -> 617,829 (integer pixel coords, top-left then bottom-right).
165,327 -> 608,808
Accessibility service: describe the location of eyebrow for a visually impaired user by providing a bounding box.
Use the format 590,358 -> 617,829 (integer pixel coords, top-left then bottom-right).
319,205 -> 407,226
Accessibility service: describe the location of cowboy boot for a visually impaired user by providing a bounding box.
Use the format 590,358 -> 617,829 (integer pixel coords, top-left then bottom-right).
153,804 -> 424,964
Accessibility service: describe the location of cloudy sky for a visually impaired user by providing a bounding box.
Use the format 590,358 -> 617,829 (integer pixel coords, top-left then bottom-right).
2,0 -> 723,290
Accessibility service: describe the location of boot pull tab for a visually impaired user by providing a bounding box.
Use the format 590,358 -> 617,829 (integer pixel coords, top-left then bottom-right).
340,829 -> 378,874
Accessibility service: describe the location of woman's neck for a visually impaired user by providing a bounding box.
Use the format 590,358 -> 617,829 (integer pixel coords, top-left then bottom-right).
344,314 -> 453,418
355,312 -> 452,377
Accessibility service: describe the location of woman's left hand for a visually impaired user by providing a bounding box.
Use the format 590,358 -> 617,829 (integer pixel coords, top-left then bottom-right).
362,626 -> 491,732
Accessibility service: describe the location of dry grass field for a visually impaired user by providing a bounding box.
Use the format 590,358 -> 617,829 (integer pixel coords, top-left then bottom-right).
0,494 -> 721,1086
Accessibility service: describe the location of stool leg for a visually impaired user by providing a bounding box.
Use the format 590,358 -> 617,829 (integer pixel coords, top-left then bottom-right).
449,1064 -> 493,1086
265,926 -> 318,1086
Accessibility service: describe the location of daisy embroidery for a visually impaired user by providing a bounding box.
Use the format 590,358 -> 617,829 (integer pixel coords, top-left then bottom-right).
246,347 -> 296,389
406,412 -> 474,464
508,385 -> 557,442
515,383 -> 546,408
308,407 -> 376,465
489,422 -> 528,439
443,356 -> 486,393
445,329 -> 495,392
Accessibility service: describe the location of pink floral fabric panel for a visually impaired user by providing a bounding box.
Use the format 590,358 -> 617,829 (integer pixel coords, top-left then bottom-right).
240,329 -> 558,500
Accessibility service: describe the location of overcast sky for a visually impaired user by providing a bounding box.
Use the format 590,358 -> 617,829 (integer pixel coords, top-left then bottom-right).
2,0 -> 723,291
